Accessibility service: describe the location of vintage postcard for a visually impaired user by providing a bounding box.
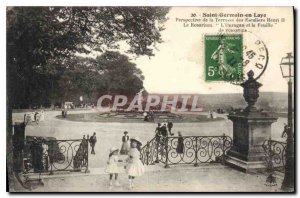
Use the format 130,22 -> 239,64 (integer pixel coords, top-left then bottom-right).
6,6 -> 295,192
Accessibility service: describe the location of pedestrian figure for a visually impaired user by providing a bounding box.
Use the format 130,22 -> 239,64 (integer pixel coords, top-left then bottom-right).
24,113 -> 30,125
62,104 -> 68,118
89,132 -> 97,154
148,111 -> 154,122
161,123 -> 168,138
34,111 -> 40,125
82,134 -> 88,155
143,111 -> 148,121
282,123 -> 293,138
105,147 -> 121,189
167,121 -> 174,136
155,123 -> 162,143
83,135 -> 89,165
64,109 -> 67,118
30,137 -> 43,173
210,111 -> 213,119
212,110 -> 216,119
61,108 -> 66,118
25,113 -> 32,124
40,110 -> 45,121
159,123 -> 168,148
120,131 -> 130,155
126,137 -> 145,189
34,111 -> 39,121
176,132 -> 184,154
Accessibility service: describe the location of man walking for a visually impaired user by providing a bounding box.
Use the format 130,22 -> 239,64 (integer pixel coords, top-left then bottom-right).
155,123 -> 162,144
160,123 -> 168,145
167,121 -> 174,136
89,132 -> 97,154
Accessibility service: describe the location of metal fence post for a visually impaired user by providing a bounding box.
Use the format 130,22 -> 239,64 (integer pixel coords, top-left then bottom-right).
146,141 -> 150,165
221,133 -> 226,165
164,137 -> 170,168
155,138 -> 159,163
49,141 -> 54,175
85,136 -> 90,173
265,138 -> 276,186
194,137 -> 199,167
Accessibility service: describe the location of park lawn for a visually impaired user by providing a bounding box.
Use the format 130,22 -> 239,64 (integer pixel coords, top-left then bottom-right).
55,112 -> 224,123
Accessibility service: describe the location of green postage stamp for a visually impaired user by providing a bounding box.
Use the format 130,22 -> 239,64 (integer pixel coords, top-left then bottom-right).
205,34 -> 243,82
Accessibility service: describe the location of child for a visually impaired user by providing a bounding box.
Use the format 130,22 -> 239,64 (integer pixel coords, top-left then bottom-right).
126,137 -> 145,189
105,147 -> 121,189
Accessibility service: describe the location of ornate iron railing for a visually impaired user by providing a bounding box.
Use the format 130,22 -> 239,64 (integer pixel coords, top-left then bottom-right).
262,139 -> 287,173
24,138 -> 89,174
140,136 -> 165,165
141,134 -> 232,168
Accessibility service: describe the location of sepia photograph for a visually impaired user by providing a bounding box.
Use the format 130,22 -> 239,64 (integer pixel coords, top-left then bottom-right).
5,4 -> 295,193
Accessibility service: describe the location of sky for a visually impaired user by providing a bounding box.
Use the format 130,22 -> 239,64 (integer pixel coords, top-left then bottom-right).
132,7 -> 294,94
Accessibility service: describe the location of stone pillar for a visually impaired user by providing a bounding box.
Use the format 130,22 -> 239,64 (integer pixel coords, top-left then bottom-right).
225,71 -> 278,173
13,122 -> 26,173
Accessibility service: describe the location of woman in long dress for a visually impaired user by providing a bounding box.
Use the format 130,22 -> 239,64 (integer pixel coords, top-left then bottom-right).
176,131 -> 184,154
120,131 -> 130,155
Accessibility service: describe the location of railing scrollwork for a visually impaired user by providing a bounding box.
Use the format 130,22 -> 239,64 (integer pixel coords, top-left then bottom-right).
262,139 -> 287,173
24,138 -> 89,174
141,134 -> 232,168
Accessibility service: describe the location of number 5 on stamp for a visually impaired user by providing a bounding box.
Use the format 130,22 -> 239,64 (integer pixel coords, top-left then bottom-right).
205,34 -> 243,82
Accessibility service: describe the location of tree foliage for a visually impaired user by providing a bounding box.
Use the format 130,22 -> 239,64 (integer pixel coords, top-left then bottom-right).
47,52 -> 144,106
7,7 -> 169,108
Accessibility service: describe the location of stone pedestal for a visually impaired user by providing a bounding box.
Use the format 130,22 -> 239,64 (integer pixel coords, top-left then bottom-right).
224,70 -> 278,172
225,111 -> 277,172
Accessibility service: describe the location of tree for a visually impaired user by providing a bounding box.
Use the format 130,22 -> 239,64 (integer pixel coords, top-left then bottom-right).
7,6 -> 169,108
45,52 -> 144,106
94,51 -> 144,96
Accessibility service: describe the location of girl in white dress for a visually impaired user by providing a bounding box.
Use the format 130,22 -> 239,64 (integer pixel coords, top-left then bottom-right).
126,137 -> 145,189
105,147 -> 121,188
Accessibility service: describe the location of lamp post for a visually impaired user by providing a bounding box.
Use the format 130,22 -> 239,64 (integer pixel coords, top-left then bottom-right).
280,52 -> 294,192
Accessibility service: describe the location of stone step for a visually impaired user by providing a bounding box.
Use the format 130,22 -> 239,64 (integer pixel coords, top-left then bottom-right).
25,163 -> 227,179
